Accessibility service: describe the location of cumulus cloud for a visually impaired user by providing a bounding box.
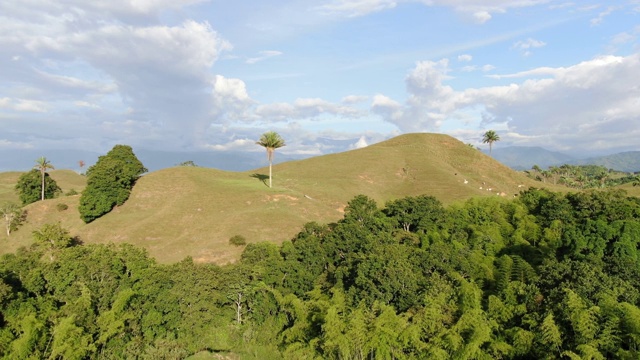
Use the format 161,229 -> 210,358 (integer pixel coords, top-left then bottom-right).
342,95 -> 369,104
458,54 -> 473,62
373,54 -> 640,153
0,0 -> 233,150
351,135 -> 369,149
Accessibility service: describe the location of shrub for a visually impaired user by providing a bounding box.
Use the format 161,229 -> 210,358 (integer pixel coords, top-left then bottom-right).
66,189 -> 78,196
79,145 -> 147,223
56,203 -> 68,211
229,235 -> 247,246
15,169 -> 61,205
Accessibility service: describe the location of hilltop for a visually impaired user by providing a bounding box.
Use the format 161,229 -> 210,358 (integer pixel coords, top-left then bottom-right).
2,133 -> 548,263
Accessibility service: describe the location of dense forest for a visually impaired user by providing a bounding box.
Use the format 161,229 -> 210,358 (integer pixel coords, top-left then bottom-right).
2,188 -> 640,359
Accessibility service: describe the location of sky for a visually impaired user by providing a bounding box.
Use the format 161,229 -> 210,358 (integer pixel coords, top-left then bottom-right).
1,0 -> 639,159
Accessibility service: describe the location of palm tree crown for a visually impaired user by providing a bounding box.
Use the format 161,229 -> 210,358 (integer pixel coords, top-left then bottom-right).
34,156 -> 55,201
482,130 -> 500,154
256,131 -> 286,188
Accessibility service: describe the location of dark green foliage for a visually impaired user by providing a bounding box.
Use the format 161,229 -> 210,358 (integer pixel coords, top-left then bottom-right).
384,194 -> 445,233
79,145 -> 147,223
0,189 -> 639,358
14,169 -> 60,205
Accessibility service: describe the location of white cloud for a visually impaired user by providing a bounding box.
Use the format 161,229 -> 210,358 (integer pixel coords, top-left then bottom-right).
317,0 -> 398,17
512,38 -> 546,56
0,97 -> 49,112
342,95 -> 369,104
0,139 -> 34,149
482,64 -> 496,72
246,50 -> 283,64
472,11 -> 492,24
0,0 -> 233,149
351,135 -> 369,149
458,54 -> 473,62
590,6 -> 616,26
316,0 -> 551,22
373,54 -> 640,153
256,98 -> 363,121
210,75 -> 256,126
206,138 -> 257,151
461,64 -> 495,72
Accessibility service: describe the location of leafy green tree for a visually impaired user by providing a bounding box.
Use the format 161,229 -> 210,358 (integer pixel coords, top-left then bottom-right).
49,315 -> 96,360
79,145 -> 147,223
0,202 -> 26,236
482,130 -> 500,154
256,131 -> 285,188
15,169 -> 61,205
34,156 -> 55,201
384,194 -> 445,234
32,223 -> 75,260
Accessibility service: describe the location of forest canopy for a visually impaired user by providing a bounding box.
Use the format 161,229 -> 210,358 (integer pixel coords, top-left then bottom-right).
1,188 -> 640,359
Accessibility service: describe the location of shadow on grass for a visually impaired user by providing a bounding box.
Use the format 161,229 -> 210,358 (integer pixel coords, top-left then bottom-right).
250,173 -> 269,187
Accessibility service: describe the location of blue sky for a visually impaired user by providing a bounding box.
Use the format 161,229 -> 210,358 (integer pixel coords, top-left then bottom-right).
1,0 -> 639,159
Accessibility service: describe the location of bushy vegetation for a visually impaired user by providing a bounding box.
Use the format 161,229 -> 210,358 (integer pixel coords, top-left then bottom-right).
526,163 -> 639,189
229,235 -> 247,246
14,169 -> 61,205
78,145 -> 147,223
2,188 -> 640,358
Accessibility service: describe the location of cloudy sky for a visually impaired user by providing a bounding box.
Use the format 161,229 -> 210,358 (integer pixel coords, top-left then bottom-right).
1,0 -> 639,158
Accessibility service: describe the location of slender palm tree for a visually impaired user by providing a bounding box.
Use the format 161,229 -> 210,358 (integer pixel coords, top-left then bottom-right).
482,130 -> 500,154
34,156 -> 54,201
256,131 -> 286,188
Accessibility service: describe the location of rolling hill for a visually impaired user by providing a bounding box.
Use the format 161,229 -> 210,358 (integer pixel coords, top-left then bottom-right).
1,133 -> 551,263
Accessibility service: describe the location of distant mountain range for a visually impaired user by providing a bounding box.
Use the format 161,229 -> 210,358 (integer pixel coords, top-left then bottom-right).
0,148 -> 307,173
2,144 -> 639,174
490,147 -> 640,173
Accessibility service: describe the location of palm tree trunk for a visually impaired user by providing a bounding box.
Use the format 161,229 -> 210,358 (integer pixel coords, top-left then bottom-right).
41,170 -> 45,201
269,160 -> 272,188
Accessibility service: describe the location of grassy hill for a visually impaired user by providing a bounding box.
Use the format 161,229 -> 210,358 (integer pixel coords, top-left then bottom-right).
1,133 -> 553,263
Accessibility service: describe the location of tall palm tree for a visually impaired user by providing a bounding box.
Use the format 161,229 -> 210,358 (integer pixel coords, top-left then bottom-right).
482,130 -> 500,154
256,131 -> 286,188
34,156 -> 54,201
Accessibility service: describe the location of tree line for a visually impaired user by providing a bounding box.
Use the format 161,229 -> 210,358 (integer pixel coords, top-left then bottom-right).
2,187 -> 640,358
526,163 -> 640,189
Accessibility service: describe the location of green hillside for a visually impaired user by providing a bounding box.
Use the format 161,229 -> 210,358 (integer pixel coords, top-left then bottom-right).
1,133 -> 550,263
